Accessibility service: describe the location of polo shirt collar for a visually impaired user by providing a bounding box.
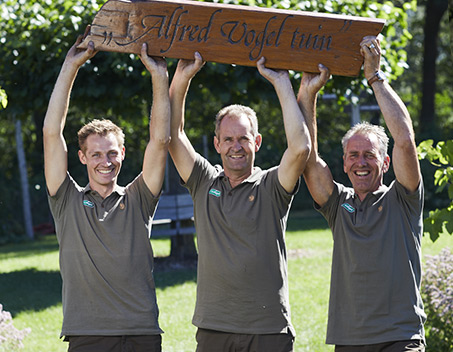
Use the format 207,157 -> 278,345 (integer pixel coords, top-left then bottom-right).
353,184 -> 389,203
83,183 -> 126,197
218,166 -> 263,184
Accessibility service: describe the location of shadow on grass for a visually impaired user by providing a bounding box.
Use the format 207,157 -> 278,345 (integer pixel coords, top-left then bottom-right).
0,235 -> 59,259
0,268 -> 62,316
0,266 -> 196,317
287,212 -> 329,232
154,265 -> 197,288
1,212 -> 325,317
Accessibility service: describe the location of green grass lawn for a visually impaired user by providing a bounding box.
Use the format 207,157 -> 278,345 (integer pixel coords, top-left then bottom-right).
0,213 -> 451,352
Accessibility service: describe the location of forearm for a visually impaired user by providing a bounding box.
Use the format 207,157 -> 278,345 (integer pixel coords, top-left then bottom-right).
149,74 -> 171,148
297,85 -> 321,181
274,80 -> 310,156
169,74 -> 192,137
372,81 -> 415,144
372,80 -> 420,188
296,90 -> 318,154
43,62 -> 79,136
168,72 -> 198,182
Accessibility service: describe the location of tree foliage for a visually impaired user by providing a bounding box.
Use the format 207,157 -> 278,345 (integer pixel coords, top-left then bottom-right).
417,139 -> 453,242
394,0 -> 452,140
0,88 -> 7,109
0,0 -> 423,240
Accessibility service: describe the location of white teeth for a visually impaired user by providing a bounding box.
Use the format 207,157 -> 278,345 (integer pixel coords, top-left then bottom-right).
356,171 -> 369,176
98,170 -> 112,174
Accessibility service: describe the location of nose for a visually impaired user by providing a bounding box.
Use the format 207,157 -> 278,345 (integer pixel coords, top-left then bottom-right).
101,154 -> 112,166
232,140 -> 242,151
357,154 -> 367,165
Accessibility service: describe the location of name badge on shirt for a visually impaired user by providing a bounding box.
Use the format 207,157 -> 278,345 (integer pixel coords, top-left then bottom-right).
341,203 -> 355,213
209,189 -> 221,197
83,200 -> 95,208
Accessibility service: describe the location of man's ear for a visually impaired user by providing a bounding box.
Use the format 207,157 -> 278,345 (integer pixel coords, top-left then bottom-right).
78,150 -> 87,165
214,136 -> 220,154
121,146 -> 126,161
255,134 -> 262,152
383,155 -> 390,173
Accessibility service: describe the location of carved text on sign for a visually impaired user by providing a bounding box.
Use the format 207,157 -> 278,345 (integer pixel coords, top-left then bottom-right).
79,0 -> 385,76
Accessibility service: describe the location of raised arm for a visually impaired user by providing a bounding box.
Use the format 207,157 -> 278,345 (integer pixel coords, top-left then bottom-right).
168,52 -> 205,183
43,32 -> 96,196
296,64 -> 334,207
360,36 -> 421,192
256,57 -> 311,193
139,44 -> 171,196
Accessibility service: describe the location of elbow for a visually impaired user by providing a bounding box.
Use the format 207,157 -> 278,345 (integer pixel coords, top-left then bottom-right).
291,127 -> 312,161
159,135 -> 172,148
151,134 -> 171,151
42,122 -> 60,140
395,131 -> 417,153
301,143 -> 312,161
291,141 -> 311,164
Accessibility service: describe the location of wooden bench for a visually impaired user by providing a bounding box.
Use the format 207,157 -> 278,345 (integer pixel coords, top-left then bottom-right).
151,193 -> 196,238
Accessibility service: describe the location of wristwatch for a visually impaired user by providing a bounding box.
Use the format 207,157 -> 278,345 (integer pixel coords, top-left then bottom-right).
368,70 -> 386,86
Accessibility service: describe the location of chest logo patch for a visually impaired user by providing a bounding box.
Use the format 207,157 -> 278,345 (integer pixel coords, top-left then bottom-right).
83,200 -> 95,208
209,188 -> 221,197
248,195 -> 255,202
341,203 -> 355,213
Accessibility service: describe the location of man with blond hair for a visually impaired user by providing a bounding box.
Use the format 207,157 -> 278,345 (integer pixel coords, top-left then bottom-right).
43,32 -> 170,351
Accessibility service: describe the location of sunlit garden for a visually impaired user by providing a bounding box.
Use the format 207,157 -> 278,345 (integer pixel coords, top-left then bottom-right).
1,214 -> 451,351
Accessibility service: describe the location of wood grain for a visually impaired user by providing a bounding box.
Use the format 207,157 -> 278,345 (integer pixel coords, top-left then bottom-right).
78,0 -> 385,76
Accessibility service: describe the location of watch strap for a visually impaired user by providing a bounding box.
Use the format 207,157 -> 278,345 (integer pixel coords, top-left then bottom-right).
368,70 -> 385,86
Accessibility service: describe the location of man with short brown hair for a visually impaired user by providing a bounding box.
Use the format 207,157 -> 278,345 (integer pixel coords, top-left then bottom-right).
43,32 -> 170,352
168,53 -> 312,352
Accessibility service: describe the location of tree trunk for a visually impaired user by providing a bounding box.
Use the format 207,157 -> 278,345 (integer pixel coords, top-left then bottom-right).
15,118 -> 34,240
420,0 -> 448,137
167,156 -> 198,261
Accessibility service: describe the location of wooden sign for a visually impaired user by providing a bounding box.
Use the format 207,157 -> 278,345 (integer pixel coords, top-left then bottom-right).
78,0 -> 385,76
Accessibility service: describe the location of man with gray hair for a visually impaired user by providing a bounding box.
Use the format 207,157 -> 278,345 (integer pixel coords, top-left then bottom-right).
297,35 -> 426,351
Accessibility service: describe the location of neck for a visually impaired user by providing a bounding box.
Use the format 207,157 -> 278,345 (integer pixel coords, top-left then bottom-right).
225,168 -> 253,188
355,184 -> 384,201
90,183 -> 116,199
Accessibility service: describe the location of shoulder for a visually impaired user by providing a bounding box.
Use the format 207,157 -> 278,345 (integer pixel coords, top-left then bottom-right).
48,173 -> 81,200
187,154 -> 220,184
126,173 -> 159,200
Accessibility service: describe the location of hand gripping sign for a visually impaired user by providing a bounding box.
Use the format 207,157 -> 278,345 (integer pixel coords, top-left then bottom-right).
78,0 -> 385,76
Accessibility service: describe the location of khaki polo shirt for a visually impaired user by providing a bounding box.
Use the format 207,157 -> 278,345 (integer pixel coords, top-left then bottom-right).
186,154 -> 297,336
48,173 -> 163,337
317,180 -> 425,345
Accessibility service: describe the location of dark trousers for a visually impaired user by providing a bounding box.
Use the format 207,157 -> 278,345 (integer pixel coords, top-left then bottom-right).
335,340 -> 425,352
66,335 -> 162,352
195,328 -> 294,352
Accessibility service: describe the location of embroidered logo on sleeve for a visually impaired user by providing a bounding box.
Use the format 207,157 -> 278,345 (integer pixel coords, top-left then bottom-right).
341,203 -> 355,213
209,189 -> 221,197
83,200 -> 95,208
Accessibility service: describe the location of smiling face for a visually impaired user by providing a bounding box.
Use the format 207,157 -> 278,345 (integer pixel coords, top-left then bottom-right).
78,132 -> 125,197
214,113 -> 262,182
343,133 -> 390,201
